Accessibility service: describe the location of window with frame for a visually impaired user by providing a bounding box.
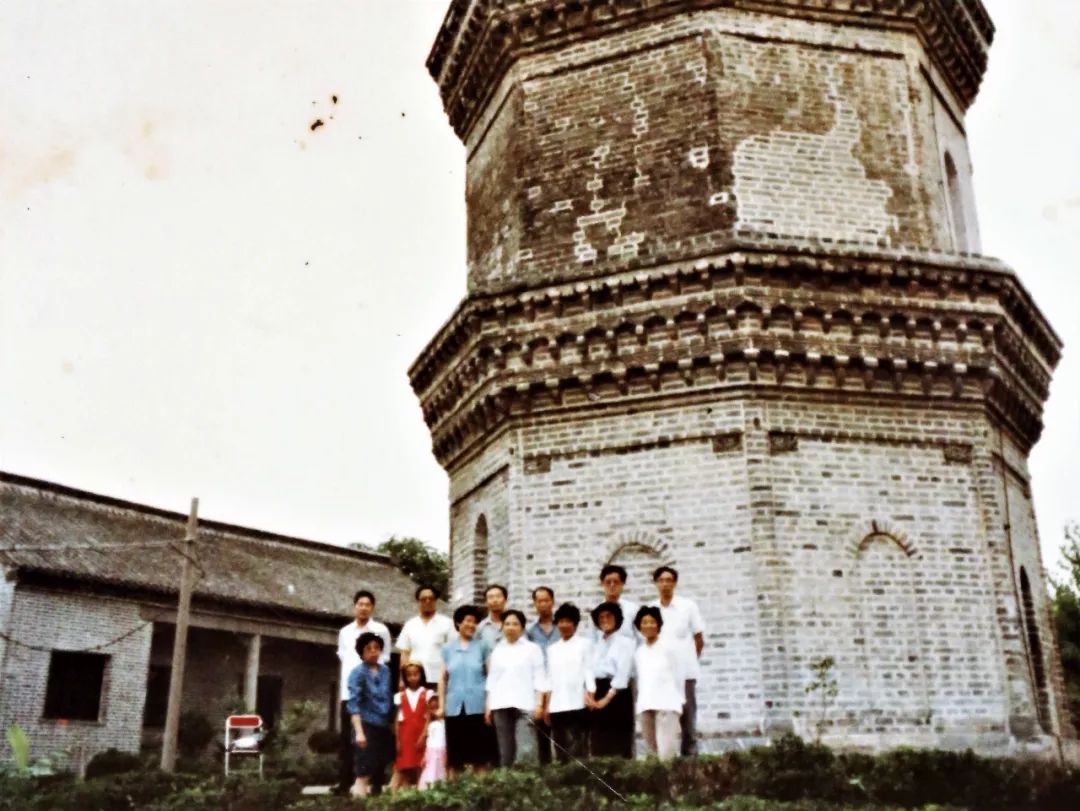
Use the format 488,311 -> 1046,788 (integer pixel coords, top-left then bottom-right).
43,651 -> 109,721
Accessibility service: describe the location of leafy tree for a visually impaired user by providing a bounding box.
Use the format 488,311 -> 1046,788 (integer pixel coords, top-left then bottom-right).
351,536 -> 449,598
1051,523 -> 1080,730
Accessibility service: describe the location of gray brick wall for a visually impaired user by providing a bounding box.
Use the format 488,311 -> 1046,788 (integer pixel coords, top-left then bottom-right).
445,399 -> 1060,752
0,587 -> 152,763
464,11 -> 967,296
0,587 -> 343,767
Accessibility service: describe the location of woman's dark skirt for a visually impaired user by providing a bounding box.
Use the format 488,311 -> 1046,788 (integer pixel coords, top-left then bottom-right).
590,677 -> 634,758
445,712 -> 497,770
353,722 -> 393,778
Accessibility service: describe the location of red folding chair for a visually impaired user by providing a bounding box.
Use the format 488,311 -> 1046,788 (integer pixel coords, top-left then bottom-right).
224,714 -> 264,777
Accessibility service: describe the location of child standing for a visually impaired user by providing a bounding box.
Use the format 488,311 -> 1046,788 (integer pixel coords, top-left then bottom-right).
391,663 -> 428,791
419,694 -> 447,788
347,632 -> 394,797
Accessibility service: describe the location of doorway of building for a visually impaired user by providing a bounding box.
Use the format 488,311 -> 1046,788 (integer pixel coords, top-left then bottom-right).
256,675 -> 283,729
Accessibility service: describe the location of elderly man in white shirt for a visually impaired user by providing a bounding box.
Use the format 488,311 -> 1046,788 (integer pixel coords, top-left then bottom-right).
396,584 -> 453,689
334,589 -> 392,794
650,565 -> 705,756
484,609 -> 548,767
543,603 -> 595,762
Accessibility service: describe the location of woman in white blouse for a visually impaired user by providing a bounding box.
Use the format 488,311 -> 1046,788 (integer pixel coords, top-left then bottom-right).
543,603 -> 595,762
588,601 -> 636,758
632,605 -> 684,759
484,609 -> 548,767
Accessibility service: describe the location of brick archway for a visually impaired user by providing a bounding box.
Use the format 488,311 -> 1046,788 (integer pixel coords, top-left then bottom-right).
605,535 -> 673,605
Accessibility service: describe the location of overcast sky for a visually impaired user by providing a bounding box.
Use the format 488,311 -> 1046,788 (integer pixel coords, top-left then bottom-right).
2,1 -> 1077,572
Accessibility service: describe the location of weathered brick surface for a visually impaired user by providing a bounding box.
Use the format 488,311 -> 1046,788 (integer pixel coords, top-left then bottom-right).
445,398 -> 1063,751
0,588 -> 152,761
416,0 -> 1073,754
0,587 -> 347,766
465,12 -> 961,294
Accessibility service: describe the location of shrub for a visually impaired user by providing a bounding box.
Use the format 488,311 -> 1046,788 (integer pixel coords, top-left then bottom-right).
307,728 -> 339,755
84,748 -> 143,780
5,735 -> 1080,810
732,734 -> 849,802
264,701 -> 322,761
0,773 -> 38,811
35,771 -> 203,811
360,769 -> 632,810
148,777 -> 300,811
178,712 -> 216,758
278,753 -> 338,785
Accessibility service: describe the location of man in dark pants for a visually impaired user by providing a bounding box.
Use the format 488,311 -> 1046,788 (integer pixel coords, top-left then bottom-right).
335,590 -> 391,794
525,586 -> 558,765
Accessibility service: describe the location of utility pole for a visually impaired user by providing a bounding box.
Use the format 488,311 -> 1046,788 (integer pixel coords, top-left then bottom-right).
161,497 -> 198,772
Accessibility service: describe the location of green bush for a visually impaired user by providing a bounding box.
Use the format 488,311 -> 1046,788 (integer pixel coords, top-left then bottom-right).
833,746 -> 1080,810
149,776 -> 301,811
732,735 -> 849,802
307,728 -> 339,755
178,712 -> 216,758
361,769 -> 634,810
0,773 -> 40,811
3,735 -> 1079,810
25,771 -> 203,811
270,753 -> 337,785
84,748 -> 143,780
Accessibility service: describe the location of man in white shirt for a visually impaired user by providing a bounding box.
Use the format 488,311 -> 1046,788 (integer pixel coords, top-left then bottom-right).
650,566 -> 705,756
335,589 -> 392,794
598,564 -> 640,641
396,584 -> 453,689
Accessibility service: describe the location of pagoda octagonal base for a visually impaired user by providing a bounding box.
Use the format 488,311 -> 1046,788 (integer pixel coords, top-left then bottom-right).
445,390 -> 1050,752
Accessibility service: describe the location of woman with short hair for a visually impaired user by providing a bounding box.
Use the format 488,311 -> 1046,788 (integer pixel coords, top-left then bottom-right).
587,601 -> 636,758
544,603 -> 595,762
632,605 -> 683,759
438,605 -> 496,775
484,609 -> 548,767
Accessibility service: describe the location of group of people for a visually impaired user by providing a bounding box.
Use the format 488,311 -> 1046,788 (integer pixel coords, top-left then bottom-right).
334,564 -> 705,798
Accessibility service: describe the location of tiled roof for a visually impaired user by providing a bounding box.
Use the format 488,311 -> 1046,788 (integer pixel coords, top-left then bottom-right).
0,472 -> 419,625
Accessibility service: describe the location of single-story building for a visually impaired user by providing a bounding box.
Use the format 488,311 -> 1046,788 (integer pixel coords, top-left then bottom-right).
0,471 -> 419,766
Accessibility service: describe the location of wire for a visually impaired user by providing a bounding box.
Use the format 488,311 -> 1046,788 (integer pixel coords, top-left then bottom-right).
167,541 -> 207,578
0,610 -> 167,653
0,540 -> 177,553
0,546 -> 205,654
525,715 -> 629,803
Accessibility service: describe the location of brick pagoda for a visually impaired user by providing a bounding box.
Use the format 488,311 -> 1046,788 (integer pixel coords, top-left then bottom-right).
410,0 -> 1073,754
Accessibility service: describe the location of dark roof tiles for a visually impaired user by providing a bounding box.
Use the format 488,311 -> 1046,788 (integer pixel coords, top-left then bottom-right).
0,473 -> 419,624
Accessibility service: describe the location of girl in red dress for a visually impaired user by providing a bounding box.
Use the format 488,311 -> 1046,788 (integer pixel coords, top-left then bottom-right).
390,662 -> 428,790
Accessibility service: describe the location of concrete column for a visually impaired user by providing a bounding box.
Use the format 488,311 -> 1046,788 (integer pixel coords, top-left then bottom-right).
244,634 -> 261,712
